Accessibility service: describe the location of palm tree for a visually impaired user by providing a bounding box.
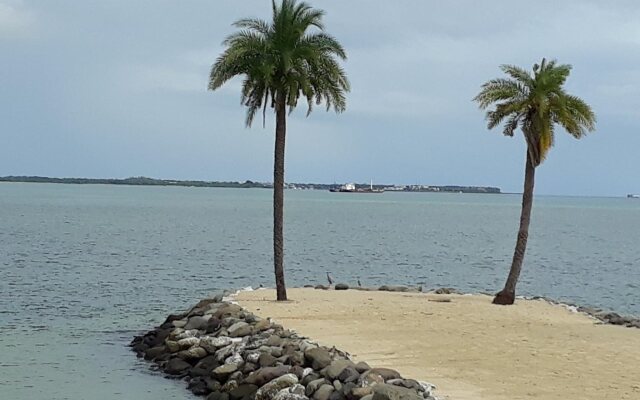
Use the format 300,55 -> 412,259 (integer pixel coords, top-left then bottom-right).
208,0 -> 349,301
474,58 -> 595,305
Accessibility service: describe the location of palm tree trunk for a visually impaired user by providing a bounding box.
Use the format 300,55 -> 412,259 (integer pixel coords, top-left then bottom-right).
273,95 -> 288,301
493,152 -> 536,305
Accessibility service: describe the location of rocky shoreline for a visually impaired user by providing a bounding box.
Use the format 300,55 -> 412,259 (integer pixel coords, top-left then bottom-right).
130,291 -> 439,400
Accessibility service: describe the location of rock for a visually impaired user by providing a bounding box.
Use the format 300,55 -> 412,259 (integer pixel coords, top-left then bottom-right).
302,373 -> 322,387
173,319 -> 188,328
273,388 -> 310,400
188,376 -> 211,395
333,381 -> 342,391
191,355 -> 219,377
201,336 -> 233,353
225,353 -> 244,366
164,357 -> 192,375
350,387 -> 373,399
433,287 -> 459,295
164,312 -> 188,324
359,371 -> 384,387
305,347 -> 332,370
387,379 -> 420,391
165,340 -> 180,353
267,335 -> 283,347
255,374 -> 299,400
259,353 -> 277,367
329,390 -> 346,400
215,344 -> 237,363
207,392 -> 230,400
229,384 -> 259,400
254,319 -> 272,332
176,329 -> 200,340
177,337 -> 200,349
322,360 -> 356,380
335,283 -> 349,291
305,378 -> 327,396
245,365 -> 292,386
378,285 -> 408,292
206,317 -> 223,333
243,362 -> 259,375
314,285 -> 329,290
228,321 -> 252,337
354,362 -> 371,374
366,368 -> 401,381
178,346 -> 207,360
360,395 -> 373,400
289,384 -> 306,396
289,351 -> 305,367
222,380 -> 239,392
212,363 -> 239,380
341,382 -> 357,397
336,367 -> 359,383
206,377 -> 222,392
185,315 -> 211,330
313,384 -> 335,400
372,384 -> 423,400
144,345 -> 166,360
214,304 -> 244,319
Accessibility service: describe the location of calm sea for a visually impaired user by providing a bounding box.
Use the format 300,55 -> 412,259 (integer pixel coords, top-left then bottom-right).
1,182 -> 638,399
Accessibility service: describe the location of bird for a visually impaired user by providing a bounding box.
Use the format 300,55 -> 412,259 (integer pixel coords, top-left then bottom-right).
357,278 -> 362,287
326,272 -> 334,286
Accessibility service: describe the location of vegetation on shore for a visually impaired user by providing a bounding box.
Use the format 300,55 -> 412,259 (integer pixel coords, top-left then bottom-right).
474,58 -> 596,305
208,0 -> 350,300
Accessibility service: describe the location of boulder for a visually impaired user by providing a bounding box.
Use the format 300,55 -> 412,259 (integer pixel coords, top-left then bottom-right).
172,319 -> 187,328
335,283 -> 349,291
164,357 -> 192,375
350,387 -> 373,399
185,315 -> 211,330
313,384 -> 335,400
253,319 -> 272,332
188,376 -> 211,396
267,335 -> 283,347
228,321 -> 252,337
366,368 -> 401,381
177,337 -> 200,349
305,378 -> 327,396
144,345 -> 166,360
274,387 -> 310,400
201,336 -> 233,353
255,374 -> 299,400
337,367 -> 359,383
178,346 -> 207,360
322,360 -> 356,380
214,304 -> 244,319
229,384 -> 259,400
190,355 -> 219,377
354,362 -> 371,374
212,363 -> 239,381
245,365 -> 292,387
207,391 -> 230,400
371,384 -> 422,400
259,353 -> 278,367
304,347 -> 332,370
165,340 -> 180,353
205,317 -> 222,333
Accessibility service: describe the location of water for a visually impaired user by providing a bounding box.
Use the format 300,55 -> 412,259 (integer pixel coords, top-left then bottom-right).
0,182 -> 638,399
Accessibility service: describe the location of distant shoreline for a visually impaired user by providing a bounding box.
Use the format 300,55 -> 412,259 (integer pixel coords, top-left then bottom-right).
0,176 -> 501,194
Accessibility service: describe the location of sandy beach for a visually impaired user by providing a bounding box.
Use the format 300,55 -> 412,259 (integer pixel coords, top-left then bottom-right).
236,288 -> 640,400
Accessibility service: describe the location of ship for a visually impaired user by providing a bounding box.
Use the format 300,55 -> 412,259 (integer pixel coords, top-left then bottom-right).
330,180 -> 384,193
628,194 -> 640,199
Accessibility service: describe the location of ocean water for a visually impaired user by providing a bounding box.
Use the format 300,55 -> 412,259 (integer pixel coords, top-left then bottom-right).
0,182 -> 638,399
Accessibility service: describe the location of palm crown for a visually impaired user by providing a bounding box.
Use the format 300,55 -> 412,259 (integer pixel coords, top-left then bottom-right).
209,0 -> 350,127
474,58 -> 596,166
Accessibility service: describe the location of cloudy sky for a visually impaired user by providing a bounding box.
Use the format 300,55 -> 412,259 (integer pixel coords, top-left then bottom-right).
1,0 -> 639,196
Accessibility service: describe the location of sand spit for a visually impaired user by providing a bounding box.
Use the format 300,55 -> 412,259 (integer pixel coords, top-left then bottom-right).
236,288 -> 640,400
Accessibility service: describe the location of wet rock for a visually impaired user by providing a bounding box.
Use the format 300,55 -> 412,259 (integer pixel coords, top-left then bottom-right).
205,377 -> 222,392
322,360 -> 356,380
255,374 -> 299,400
372,384 -> 423,400
164,357 -> 192,375
172,319 -> 188,329
164,313 -> 188,324
305,347 -> 332,370
229,321 -> 252,337
207,391 -> 230,400
313,384 -> 335,400
354,362 -> 371,374
188,376 -> 211,396
335,284 -> 349,291
144,345 -> 166,360
229,384 -> 259,400
191,355 -> 219,377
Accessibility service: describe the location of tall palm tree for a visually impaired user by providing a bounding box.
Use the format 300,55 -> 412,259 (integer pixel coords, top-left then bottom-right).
474,58 -> 595,305
209,0 -> 349,301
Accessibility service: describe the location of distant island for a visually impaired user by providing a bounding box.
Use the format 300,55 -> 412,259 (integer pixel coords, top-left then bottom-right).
0,176 -> 501,194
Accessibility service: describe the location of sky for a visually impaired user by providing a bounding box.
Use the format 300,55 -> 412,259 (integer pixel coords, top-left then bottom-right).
1,1 -> 640,196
